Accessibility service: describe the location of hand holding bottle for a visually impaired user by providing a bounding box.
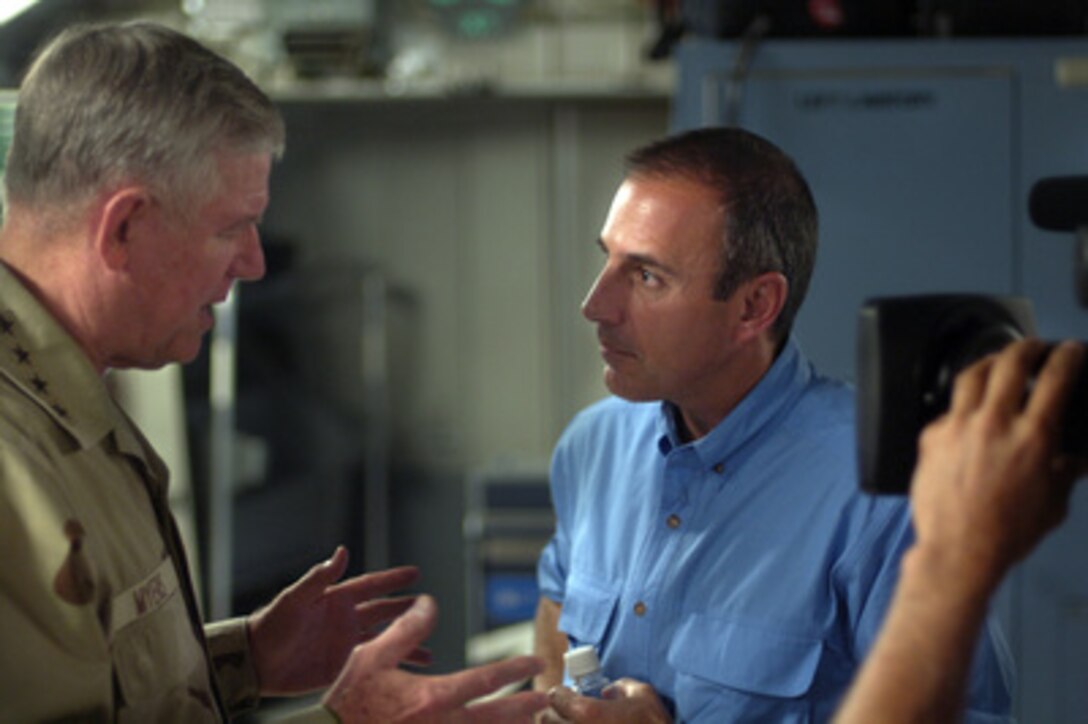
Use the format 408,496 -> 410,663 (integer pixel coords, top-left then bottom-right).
539,677 -> 673,723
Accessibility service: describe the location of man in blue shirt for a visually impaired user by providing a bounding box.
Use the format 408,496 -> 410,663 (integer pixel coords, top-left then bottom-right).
533,127 -> 1013,722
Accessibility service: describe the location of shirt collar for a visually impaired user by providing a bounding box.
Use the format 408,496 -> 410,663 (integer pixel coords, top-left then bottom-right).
656,337 -> 812,467
0,262 -> 148,458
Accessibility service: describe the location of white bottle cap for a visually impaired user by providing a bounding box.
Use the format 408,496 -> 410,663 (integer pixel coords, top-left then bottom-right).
563,644 -> 602,678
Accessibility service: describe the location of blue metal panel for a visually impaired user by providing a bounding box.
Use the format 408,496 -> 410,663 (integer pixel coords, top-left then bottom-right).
737,71 -> 1012,380
484,572 -> 541,626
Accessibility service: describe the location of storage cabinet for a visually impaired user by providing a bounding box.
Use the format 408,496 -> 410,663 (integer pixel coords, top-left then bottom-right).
463,467 -> 553,665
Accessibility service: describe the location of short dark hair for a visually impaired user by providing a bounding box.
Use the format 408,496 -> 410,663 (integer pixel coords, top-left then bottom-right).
625,127 -> 818,343
4,20 -> 285,214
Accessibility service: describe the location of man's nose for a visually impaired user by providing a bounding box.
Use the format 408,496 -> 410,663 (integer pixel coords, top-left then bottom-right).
581,266 -> 622,325
231,228 -> 266,282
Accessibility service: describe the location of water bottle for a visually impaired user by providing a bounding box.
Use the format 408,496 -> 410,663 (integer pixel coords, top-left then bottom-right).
564,644 -> 611,698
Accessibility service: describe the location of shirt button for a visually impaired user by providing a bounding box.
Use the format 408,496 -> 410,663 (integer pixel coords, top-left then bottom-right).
713,463 -> 725,474
666,514 -> 681,529
633,601 -> 647,617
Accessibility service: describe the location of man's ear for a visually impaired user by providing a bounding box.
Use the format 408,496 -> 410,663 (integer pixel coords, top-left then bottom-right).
737,271 -> 789,340
94,187 -> 152,271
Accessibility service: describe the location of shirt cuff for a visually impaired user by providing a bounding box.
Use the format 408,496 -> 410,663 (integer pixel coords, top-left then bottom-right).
205,617 -> 261,715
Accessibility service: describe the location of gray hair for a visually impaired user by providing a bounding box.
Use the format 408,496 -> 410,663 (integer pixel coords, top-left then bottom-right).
3,20 -> 285,216
626,127 -> 818,346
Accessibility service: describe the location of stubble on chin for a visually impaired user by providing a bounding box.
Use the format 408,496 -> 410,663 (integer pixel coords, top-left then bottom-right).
602,366 -> 657,403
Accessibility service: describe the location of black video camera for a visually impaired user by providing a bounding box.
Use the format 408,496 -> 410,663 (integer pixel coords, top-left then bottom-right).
857,177 -> 1088,494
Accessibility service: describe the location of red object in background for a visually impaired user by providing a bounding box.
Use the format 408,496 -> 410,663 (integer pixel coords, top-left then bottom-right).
808,0 -> 846,30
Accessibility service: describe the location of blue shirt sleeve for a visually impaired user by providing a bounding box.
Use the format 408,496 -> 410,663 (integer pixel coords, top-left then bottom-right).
537,429 -> 575,603
835,497 -> 1014,721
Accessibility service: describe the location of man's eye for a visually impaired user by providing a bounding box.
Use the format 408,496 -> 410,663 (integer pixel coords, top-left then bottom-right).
639,269 -> 660,286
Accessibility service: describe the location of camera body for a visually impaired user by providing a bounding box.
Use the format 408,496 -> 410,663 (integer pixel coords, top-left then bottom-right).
857,294 -> 1035,494
857,293 -> 1088,493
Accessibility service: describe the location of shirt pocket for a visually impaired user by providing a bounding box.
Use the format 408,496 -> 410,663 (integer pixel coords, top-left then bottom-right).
110,559 -> 218,723
557,574 -> 619,648
667,613 -> 822,723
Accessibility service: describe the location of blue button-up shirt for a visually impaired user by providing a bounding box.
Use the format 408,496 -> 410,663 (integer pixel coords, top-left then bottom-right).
538,339 -> 1012,722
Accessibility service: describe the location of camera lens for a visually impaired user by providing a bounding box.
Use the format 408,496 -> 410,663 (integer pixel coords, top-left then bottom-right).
919,317 -> 1026,424
921,320 -> 1088,458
